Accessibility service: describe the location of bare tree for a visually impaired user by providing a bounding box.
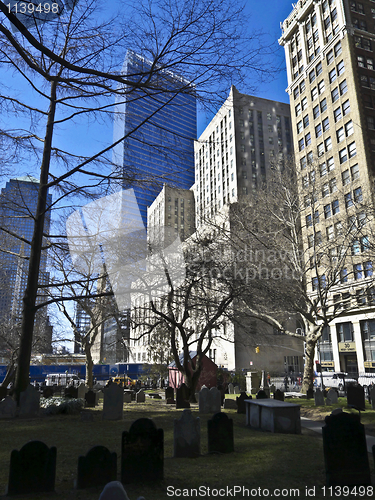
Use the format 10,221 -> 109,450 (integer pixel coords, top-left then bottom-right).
0,0 -> 278,399
225,159 -> 375,392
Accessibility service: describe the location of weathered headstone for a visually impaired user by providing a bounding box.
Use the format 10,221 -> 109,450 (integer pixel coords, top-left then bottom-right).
256,389 -> 267,399
207,412 -> 234,454
85,390 -> 96,408
326,388 -> 338,406
103,383 -> 123,421
199,387 -> 221,414
274,389 -> 285,402
347,385 -> 366,411
314,388 -> 325,407
76,445 -> 117,489
64,385 -> 78,398
77,383 -> 87,400
96,390 -> 103,405
0,396 -> 17,418
176,383 -> 190,409
234,386 -> 240,394
165,387 -> 174,403
270,384 -> 276,394
121,418 -> 164,484
228,383 -> 234,394
236,392 -> 250,414
42,386 -> 54,399
173,409 -> 200,458
19,385 -> 40,417
370,386 -> 375,410
224,398 -> 237,410
123,392 -> 132,403
322,410 -> 371,486
7,441 -> 56,495
136,389 -> 145,403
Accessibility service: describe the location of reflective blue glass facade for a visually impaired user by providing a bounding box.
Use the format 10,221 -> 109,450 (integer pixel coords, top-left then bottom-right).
113,50 -> 196,227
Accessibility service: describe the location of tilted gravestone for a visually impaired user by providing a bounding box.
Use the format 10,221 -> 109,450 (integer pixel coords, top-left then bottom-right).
77,383 -> 88,400
103,383 -> 123,421
326,388 -> 338,406
42,386 -> 54,399
123,392 -> 132,403
347,385 -> 366,411
256,389 -> 267,399
173,409 -> 200,458
228,383 -> 234,394
236,392 -> 250,414
121,418 -> 164,484
207,412 -> 234,454
224,398 -> 237,410
7,441 -> 56,495
322,409 -> 371,487
370,386 -> 375,410
165,386 -> 174,403
76,445 -> 117,489
176,383 -> 190,409
0,396 -> 17,419
234,386 -> 240,394
136,390 -> 145,403
64,385 -> 78,398
85,390 -> 96,408
314,388 -> 325,407
274,389 -> 285,402
19,385 -> 40,417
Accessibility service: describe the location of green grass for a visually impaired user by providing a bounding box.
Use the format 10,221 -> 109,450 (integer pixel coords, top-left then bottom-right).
0,397 -> 373,500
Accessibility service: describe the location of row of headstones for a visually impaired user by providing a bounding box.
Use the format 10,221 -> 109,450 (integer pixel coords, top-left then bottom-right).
6,411 -> 234,496
315,384 -> 369,410
0,384 -> 150,420
166,384 -> 250,414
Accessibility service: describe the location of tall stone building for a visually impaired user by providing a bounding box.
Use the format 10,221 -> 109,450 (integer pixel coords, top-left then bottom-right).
280,0 -> 375,374
194,86 -> 293,225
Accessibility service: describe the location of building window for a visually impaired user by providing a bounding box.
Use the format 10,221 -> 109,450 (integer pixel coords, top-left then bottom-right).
327,49 -> 334,65
327,157 -> 335,171
325,137 -> 332,151
354,186 -> 363,202
305,132 -> 311,146
337,127 -> 345,143
329,68 -> 336,83
365,261 -> 373,277
320,162 -> 327,176
351,163 -> 359,180
332,87 -> 339,102
334,107 -> 342,122
311,87 -> 318,101
316,124 -> 322,138
354,263 -> 363,279
342,100 -> 350,115
339,147 -> 348,164
339,79 -> 348,95
317,142 -> 324,156
324,204 -> 332,219
320,98 -> 327,112
332,199 -> 340,215
337,60 -> 345,76
342,170 -> 350,186
345,192 -> 354,208
318,80 -> 325,94
337,322 -> 353,342
309,69 -> 316,83
348,141 -> 357,158
313,105 -> 320,119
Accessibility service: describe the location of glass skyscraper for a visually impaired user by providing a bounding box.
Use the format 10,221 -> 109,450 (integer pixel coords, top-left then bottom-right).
112,50 -> 197,227
0,176 -> 52,352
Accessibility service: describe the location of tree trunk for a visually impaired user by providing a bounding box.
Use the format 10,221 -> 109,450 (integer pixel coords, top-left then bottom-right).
14,81 -> 57,402
302,335 -> 317,393
85,345 -> 94,389
1,362 -> 16,389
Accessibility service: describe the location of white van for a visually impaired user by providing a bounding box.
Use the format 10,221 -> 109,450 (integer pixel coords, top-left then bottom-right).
316,372 -> 355,390
45,373 -> 84,387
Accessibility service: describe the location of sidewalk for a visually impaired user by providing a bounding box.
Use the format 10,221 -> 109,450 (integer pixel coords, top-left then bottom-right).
301,416 -> 375,453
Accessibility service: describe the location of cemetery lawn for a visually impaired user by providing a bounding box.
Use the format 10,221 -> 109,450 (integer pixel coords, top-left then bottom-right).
0,397 -> 374,500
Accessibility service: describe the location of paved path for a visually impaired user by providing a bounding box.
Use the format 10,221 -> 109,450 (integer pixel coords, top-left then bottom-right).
301,416 -> 375,453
